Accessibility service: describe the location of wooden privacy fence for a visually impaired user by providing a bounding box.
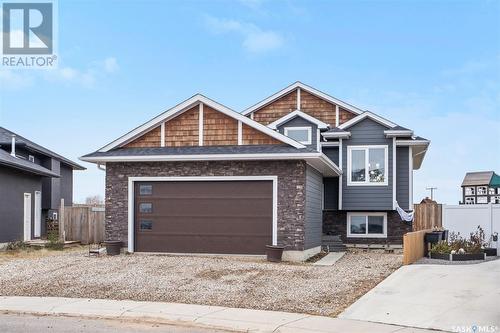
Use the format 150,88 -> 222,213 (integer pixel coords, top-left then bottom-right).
403,229 -> 431,265
59,202 -> 105,244
413,203 -> 442,231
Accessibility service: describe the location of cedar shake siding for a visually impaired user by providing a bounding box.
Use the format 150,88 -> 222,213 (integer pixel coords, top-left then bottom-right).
105,160 -> 308,251
165,105 -> 199,147
203,105 -> 238,146
124,126 -> 161,148
252,90 -> 297,125
300,90 -> 337,125
241,124 -> 281,145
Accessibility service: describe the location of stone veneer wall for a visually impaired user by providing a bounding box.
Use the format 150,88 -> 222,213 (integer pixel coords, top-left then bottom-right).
323,210 -> 411,244
105,160 -> 307,251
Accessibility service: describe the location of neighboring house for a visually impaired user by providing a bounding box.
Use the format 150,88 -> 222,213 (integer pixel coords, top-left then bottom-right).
461,171 -> 500,205
0,127 -> 85,243
81,82 -> 429,261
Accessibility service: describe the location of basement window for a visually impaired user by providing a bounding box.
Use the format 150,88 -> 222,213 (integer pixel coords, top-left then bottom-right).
139,203 -> 153,213
284,127 -> 312,145
347,212 -> 387,238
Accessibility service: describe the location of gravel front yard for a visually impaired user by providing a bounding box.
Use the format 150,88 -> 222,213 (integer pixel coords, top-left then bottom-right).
0,249 -> 401,316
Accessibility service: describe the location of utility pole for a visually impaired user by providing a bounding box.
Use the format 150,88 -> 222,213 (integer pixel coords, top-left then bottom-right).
426,187 -> 438,200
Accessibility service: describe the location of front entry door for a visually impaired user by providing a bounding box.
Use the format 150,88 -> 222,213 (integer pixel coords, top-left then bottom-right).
23,193 -> 32,241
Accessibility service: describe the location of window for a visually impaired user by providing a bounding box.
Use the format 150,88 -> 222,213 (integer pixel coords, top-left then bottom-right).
477,186 -> 487,195
139,203 -> 152,213
139,184 -> 153,195
498,188 -> 500,195
28,155 -> 35,163
139,220 -> 153,230
477,196 -> 488,204
347,213 -> 387,238
493,196 -> 500,204
489,188 -> 496,195
465,197 -> 475,204
347,146 -> 388,186
465,187 -> 475,196
284,127 -> 312,145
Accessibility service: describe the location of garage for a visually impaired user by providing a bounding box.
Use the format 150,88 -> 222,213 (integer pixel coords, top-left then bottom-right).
133,179 -> 274,254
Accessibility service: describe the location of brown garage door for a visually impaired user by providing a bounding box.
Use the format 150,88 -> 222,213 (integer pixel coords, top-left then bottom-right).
134,180 -> 273,254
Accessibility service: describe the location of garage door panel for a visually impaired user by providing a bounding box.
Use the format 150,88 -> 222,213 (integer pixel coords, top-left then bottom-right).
134,180 -> 273,254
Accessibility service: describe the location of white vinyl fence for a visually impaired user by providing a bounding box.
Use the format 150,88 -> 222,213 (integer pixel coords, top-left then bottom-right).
442,203 -> 500,251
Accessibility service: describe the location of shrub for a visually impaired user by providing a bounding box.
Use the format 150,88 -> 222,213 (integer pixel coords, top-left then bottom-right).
430,241 -> 451,254
431,226 -> 485,255
5,241 -> 29,251
46,227 -> 64,251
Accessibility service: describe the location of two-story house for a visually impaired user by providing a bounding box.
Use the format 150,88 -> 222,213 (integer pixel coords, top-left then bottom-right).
0,127 -> 85,244
81,82 -> 429,261
461,171 -> 500,204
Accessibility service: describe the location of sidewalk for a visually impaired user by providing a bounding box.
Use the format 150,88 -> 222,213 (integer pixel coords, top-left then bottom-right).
0,296 -> 443,333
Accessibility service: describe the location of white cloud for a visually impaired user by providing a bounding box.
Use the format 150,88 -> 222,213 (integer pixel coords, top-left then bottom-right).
205,16 -> 284,54
0,69 -> 34,90
103,57 -> 119,73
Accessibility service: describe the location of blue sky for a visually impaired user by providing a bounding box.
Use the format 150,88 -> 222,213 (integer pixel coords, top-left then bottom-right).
1,0 -> 499,204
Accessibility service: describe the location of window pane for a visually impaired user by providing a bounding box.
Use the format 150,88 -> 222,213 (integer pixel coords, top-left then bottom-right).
489,188 -> 495,195
477,197 -> 488,204
351,150 -> 366,182
140,220 -> 153,230
286,128 -> 309,143
350,216 -> 366,234
368,216 -> 384,234
139,203 -> 152,213
369,148 -> 385,183
139,184 -> 153,195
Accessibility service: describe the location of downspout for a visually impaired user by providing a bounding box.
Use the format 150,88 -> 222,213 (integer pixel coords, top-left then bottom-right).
10,135 -> 16,157
97,164 -> 106,171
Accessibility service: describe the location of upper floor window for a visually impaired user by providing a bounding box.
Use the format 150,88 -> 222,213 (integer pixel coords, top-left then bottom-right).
477,186 -> 487,195
465,187 -> 475,196
347,145 -> 388,186
284,127 -> 312,145
489,188 -> 496,195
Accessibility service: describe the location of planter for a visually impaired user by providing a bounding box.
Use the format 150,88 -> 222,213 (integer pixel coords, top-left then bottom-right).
429,252 -> 486,261
430,252 -> 451,260
484,248 -> 497,257
104,241 -> 122,256
265,245 -> 285,262
425,231 -> 443,244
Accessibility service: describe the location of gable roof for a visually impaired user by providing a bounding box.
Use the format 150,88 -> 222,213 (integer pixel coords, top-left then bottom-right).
337,111 -> 397,130
0,149 -> 59,177
461,171 -> 499,187
98,94 -> 305,152
267,110 -> 329,130
0,127 -> 85,170
242,81 -> 364,116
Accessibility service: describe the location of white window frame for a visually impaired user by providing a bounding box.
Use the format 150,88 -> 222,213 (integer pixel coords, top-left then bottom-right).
477,186 -> 487,195
284,126 -> 312,145
493,196 -> 500,204
347,145 -> 389,186
347,212 -> 387,238
465,187 -> 475,196
489,188 -> 496,195
477,196 -> 488,204
465,197 -> 475,205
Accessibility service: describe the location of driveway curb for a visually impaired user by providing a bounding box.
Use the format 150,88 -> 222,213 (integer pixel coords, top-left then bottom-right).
0,296 -> 442,332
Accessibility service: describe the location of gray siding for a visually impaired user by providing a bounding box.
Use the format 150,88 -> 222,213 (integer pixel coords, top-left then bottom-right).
396,147 -> 410,210
59,164 -> 73,206
323,147 -> 339,165
342,118 -> 393,210
305,165 -> 323,249
277,116 -> 318,151
0,167 -> 42,242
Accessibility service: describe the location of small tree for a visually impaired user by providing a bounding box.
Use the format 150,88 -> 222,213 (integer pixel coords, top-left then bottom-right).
85,195 -> 104,206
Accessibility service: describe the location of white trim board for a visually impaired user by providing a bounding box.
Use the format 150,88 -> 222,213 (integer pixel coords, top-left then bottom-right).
267,110 -> 329,130
127,176 -> 279,254
98,94 -> 305,152
242,81 -> 363,116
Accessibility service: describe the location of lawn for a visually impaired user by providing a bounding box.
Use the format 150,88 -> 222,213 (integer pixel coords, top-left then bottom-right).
0,248 -> 401,316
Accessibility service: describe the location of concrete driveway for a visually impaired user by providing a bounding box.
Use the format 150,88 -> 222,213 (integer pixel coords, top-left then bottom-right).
340,259 -> 500,332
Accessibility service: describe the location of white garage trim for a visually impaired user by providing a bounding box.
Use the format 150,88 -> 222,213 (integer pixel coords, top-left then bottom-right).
127,176 -> 278,253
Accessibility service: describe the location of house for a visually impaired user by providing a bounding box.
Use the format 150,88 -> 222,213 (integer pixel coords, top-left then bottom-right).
0,127 -> 85,243
81,82 -> 429,261
461,171 -> 500,204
